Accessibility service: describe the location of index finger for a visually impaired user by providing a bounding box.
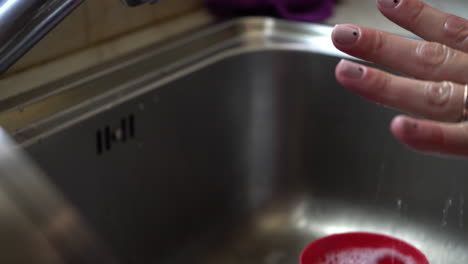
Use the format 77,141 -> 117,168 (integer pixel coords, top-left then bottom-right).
376,0 -> 468,52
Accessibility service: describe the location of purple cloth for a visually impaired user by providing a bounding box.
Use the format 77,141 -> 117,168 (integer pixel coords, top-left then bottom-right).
205,0 -> 334,22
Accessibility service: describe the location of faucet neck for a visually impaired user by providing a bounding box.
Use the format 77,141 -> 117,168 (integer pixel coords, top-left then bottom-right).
0,0 -> 159,75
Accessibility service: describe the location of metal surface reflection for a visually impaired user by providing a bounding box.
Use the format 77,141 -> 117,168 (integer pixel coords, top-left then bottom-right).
1,18 -> 468,263
0,0 -> 159,75
0,129 -> 116,263
0,0 -> 84,74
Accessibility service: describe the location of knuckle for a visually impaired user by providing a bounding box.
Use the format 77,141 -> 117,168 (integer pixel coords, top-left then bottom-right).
416,42 -> 450,73
425,81 -> 454,114
455,122 -> 468,141
373,73 -> 391,99
373,31 -> 385,53
444,15 -> 468,48
454,33 -> 468,51
406,0 -> 425,26
459,122 -> 468,134
369,31 -> 385,58
457,35 -> 468,51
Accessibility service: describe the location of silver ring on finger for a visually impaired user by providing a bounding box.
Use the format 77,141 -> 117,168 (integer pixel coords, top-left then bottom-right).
460,84 -> 468,122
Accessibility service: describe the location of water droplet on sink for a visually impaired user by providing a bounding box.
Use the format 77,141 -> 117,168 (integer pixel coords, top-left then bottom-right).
397,199 -> 403,209
442,197 -> 453,227
396,199 -> 404,217
138,103 -> 145,111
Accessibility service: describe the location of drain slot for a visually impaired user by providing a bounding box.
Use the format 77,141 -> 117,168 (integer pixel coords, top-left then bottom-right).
105,126 -> 111,151
96,114 -> 135,155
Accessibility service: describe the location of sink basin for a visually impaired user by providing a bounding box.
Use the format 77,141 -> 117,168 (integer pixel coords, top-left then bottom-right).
2,17 -> 468,263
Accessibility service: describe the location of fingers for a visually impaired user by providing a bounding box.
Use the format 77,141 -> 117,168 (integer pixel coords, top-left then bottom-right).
376,0 -> 468,52
336,59 -> 468,157
335,59 -> 465,122
333,0 -> 468,158
332,24 -> 468,84
391,115 -> 468,157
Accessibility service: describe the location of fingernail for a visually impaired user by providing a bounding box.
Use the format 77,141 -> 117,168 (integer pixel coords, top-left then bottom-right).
377,0 -> 400,8
444,15 -> 465,37
338,60 -> 364,79
402,119 -> 419,132
333,25 -> 360,45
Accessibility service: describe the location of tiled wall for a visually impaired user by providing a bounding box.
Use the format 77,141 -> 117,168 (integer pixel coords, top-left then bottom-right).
7,0 -> 203,75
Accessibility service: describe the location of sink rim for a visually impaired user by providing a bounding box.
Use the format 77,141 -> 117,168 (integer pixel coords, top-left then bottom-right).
0,17 -> 355,146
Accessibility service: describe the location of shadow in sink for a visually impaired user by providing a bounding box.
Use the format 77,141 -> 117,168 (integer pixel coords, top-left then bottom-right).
9,18 -> 468,264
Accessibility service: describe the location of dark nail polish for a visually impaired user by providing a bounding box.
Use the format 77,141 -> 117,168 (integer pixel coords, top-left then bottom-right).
378,0 -> 400,8
339,60 -> 364,79
402,119 -> 418,132
333,25 -> 360,45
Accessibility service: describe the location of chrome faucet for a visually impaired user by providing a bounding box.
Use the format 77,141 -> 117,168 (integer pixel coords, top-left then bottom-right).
0,0 -> 159,75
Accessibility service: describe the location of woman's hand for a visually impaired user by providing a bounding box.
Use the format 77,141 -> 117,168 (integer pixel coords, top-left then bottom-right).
332,0 -> 468,157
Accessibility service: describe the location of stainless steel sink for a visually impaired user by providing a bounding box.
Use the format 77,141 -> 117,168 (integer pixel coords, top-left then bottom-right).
2,17 -> 468,263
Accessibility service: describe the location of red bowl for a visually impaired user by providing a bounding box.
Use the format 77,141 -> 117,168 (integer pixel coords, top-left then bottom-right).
300,232 -> 429,264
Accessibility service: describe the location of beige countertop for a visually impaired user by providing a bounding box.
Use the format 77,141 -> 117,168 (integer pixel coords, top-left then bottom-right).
0,9 -> 214,103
